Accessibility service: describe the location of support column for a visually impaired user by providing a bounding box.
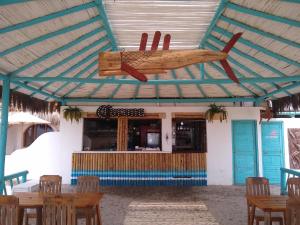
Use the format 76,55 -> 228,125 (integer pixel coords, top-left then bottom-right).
0,78 -> 10,195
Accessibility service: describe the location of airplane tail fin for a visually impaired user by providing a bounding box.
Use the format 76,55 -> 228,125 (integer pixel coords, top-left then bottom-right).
220,32 -> 243,84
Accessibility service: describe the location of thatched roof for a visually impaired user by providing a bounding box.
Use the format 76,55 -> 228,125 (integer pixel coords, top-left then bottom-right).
0,0 -> 299,107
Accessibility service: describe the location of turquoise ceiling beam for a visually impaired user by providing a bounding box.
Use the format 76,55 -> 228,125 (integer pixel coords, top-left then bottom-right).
256,82 -> 300,104
1,16 -> 101,57
208,62 -> 258,96
155,74 -> 159,99
10,27 -> 104,76
185,67 -> 207,97
205,42 -> 284,95
221,16 -> 300,49
281,0 -> 300,3
12,81 -> 61,101
200,0 -> 229,47
87,77 -> 114,97
133,84 -> 141,98
12,75 -> 300,85
109,75 -> 127,98
208,35 -> 288,78
13,36 -> 108,92
200,64 -> 205,80
65,97 -> 257,104
36,45 -> 110,92
227,2 -> 300,28
0,0 -> 32,5
0,2 -> 96,34
171,70 -> 183,98
205,70 -> 232,97
44,60 -> 98,99
214,26 -> 300,68
94,0 -> 118,50
62,69 -> 98,98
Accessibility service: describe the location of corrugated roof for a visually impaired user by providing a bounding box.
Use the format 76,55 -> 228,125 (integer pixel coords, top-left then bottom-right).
0,0 -> 299,105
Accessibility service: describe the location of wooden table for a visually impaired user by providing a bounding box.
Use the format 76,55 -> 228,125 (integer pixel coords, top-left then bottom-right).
247,195 -> 288,225
14,192 -> 103,225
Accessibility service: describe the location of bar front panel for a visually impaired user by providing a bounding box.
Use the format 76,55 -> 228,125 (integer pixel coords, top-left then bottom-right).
71,152 -> 207,186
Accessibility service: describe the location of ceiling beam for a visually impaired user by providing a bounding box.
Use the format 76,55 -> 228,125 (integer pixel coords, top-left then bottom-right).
12,75 -> 300,85
0,0 -> 32,6
1,16 -> 101,57
256,82 -> 300,104
0,2 -> 96,34
171,70 -> 183,98
214,26 -> 300,67
199,0 -> 229,47
185,67 -> 207,97
12,81 -> 61,102
227,2 -> 300,28
205,70 -> 232,97
10,27 -> 104,76
94,0 -> 118,51
220,16 -> 300,49
109,75 -> 127,98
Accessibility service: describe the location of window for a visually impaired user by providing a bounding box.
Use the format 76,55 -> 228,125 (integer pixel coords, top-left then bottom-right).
23,124 -> 53,147
172,119 -> 206,152
83,118 -> 117,151
128,119 -> 161,151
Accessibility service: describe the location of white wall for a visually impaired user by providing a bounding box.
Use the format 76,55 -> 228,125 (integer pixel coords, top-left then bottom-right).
6,105 -> 300,185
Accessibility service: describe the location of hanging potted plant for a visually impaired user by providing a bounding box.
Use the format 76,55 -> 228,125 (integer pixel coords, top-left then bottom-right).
205,104 -> 228,122
63,106 -> 83,123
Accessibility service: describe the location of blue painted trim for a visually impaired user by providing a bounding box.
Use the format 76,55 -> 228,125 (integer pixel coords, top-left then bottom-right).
0,2 -> 96,34
94,0 -> 118,50
65,97 -> 256,104
0,78 -> 10,195
0,16 -> 101,57
214,26 -> 300,68
227,2 -> 300,28
171,70 -> 183,98
280,168 -> 300,195
199,0 -> 229,47
256,82 -> 300,104
12,75 -> 300,85
185,67 -> 207,97
155,74 -> 159,99
220,16 -> 300,49
281,0 -> 300,3
10,27 -> 104,76
12,81 -> 61,101
3,170 -> 28,195
133,84 -> 141,98
200,64 -> 205,80
208,62 -> 257,96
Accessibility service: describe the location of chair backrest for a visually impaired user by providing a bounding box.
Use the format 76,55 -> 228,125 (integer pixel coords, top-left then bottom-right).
0,196 -> 19,225
246,177 -> 270,197
76,176 -> 99,193
287,177 -> 300,198
43,195 -> 75,225
286,198 -> 300,225
39,175 -> 62,194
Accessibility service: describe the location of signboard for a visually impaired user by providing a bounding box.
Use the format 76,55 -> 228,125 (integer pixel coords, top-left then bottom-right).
96,105 -> 144,119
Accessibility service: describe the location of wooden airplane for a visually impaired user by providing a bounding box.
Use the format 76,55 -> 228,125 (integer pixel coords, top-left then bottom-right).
99,31 -> 242,83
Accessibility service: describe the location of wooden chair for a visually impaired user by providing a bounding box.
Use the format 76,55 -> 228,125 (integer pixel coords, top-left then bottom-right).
287,177 -> 300,198
43,195 -> 76,225
24,175 -> 62,225
0,196 -> 19,225
76,176 -> 101,225
246,177 -> 283,225
286,198 -> 300,225
39,175 -> 62,194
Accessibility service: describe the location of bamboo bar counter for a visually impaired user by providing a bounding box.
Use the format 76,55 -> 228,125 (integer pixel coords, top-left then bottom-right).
71,151 -> 207,186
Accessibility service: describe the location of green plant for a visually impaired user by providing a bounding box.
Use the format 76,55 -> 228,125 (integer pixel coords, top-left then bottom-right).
205,104 -> 228,122
63,106 -> 83,123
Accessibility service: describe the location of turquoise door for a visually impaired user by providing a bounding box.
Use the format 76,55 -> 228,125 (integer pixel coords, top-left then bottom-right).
232,120 -> 258,184
261,122 -> 284,184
